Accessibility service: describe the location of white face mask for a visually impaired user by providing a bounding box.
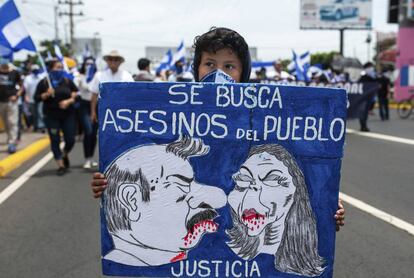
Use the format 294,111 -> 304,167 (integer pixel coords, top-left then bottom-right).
365,67 -> 376,78
200,69 -> 235,83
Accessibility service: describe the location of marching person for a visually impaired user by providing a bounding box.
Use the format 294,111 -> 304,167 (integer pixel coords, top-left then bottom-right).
76,57 -> 99,169
35,59 -> 78,176
23,64 -> 46,132
134,58 -> 155,81
89,50 -> 133,124
0,58 -> 22,154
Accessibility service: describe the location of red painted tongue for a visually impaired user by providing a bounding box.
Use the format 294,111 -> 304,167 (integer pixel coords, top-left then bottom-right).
170,251 -> 187,263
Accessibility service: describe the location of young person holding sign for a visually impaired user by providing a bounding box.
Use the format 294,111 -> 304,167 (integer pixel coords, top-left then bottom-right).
91,28 -> 345,232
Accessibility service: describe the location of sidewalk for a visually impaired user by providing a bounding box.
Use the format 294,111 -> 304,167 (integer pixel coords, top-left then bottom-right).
0,130 -> 50,177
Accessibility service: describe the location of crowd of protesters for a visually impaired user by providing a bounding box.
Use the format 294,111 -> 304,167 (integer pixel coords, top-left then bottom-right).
0,48 -> 393,174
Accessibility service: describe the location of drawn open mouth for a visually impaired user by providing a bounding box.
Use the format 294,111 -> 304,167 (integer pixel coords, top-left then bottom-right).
241,208 -> 266,231
183,209 -> 218,248
242,208 -> 265,221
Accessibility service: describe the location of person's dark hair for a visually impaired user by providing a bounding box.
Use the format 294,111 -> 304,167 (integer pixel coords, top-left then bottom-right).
192,27 -> 251,82
227,144 -> 325,276
47,59 -> 61,71
363,62 -> 374,69
137,58 -> 151,70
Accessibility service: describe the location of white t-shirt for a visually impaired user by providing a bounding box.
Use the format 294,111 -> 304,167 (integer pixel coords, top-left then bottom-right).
89,68 -> 133,95
23,73 -> 46,103
75,74 -> 93,101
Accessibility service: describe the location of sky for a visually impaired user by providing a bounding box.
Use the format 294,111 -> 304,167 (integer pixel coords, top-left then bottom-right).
11,0 -> 398,72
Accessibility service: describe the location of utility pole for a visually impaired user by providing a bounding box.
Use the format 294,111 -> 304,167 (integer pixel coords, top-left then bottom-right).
54,5 -> 59,41
58,0 -> 84,47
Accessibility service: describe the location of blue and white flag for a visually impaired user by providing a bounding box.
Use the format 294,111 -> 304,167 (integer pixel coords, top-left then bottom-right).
400,65 -> 414,87
46,50 -> 53,61
53,43 -> 69,72
172,40 -> 185,65
288,51 -> 310,82
0,44 -> 13,61
156,49 -> 173,73
0,0 -> 36,53
252,61 -> 275,68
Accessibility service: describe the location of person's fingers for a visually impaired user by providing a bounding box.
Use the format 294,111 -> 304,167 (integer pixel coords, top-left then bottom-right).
92,185 -> 106,193
93,172 -> 104,178
336,219 -> 345,225
94,191 -> 102,198
91,179 -> 107,187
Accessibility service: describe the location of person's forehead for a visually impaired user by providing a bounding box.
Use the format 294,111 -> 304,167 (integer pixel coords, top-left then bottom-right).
243,152 -> 289,175
202,48 -> 240,61
117,145 -> 193,177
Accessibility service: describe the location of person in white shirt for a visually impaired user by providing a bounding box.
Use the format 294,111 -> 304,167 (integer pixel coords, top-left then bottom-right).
89,50 -> 133,123
24,64 -> 46,131
76,57 -> 99,169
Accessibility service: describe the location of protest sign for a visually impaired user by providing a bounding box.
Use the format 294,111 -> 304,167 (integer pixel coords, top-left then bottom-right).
255,80 -> 378,119
98,82 -> 347,278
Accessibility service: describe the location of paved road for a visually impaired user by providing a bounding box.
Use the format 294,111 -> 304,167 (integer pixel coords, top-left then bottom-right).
0,110 -> 413,278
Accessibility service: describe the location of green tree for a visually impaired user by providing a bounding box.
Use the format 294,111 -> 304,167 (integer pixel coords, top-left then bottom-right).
38,40 -> 72,58
310,51 -> 339,68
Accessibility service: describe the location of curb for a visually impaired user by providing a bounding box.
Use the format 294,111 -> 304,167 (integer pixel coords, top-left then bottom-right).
0,136 -> 50,177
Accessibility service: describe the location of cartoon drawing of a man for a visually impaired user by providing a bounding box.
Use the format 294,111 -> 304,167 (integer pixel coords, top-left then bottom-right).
226,144 -> 325,277
103,136 -> 227,266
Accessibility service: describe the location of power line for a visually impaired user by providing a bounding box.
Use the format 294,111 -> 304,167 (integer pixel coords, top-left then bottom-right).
58,0 -> 83,46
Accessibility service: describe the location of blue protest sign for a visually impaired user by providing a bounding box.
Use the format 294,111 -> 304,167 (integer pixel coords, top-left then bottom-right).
98,82 -> 347,278
253,79 -> 378,120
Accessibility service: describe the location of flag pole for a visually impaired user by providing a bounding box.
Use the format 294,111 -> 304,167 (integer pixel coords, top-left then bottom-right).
37,52 -> 51,87
37,51 -> 54,97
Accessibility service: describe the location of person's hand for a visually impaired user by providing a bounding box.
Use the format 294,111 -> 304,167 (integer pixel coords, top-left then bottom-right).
43,88 -> 54,99
59,99 -> 72,110
335,198 -> 345,231
8,95 -> 17,102
91,172 -> 107,198
91,111 -> 97,123
47,87 -> 55,97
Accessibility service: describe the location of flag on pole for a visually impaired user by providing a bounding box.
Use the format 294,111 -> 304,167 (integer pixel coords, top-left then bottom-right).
46,50 -> 53,61
156,49 -> 173,73
0,0 -> 36,52
54,43 -> 69,72
0,44 -> 13,61
288,50 -> 310,81
252,61 -> 276,68
400,65 -> 414,87
171,40 -> 185,65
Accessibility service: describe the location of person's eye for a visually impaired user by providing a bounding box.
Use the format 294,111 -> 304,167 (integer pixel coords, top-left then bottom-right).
233,173 -> 254,182
167,177 -> 191,188
262,174 -> 289,187
225,64 -> 235,70
234,185 -> 248,192
204,61 -> 214,67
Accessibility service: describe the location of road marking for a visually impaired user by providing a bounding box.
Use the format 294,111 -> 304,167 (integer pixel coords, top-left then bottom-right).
346,129 -> 414,145
340,192 -> 414,236
0,152 -> 53,205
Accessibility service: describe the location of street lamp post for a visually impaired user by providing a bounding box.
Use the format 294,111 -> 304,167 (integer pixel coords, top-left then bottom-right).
366,33 -> 372,62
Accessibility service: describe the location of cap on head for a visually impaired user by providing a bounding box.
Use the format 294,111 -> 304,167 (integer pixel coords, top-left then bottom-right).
30,64 -> 40,71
